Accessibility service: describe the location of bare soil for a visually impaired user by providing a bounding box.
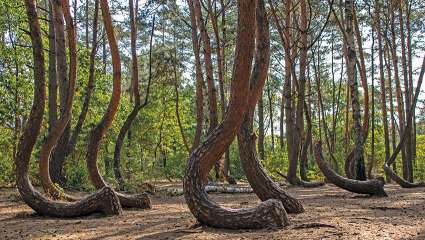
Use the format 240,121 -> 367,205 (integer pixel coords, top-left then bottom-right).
1,184 -> 424,240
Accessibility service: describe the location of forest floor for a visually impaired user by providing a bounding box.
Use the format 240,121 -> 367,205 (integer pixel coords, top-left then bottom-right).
0,183 -> 425,240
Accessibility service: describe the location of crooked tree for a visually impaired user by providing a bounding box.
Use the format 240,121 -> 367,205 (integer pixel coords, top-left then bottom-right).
16,0 -> 122,217
183,0 -> 289,229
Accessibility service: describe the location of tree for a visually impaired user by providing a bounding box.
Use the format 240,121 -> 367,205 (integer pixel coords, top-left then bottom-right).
65,0 -> 100,162
345,0 -> 366,181
237,2 -> 304,214
384,54 -> 425,188
192,0 -> 220,179
113,0 -> 154,190
187,0 -> 204,151
86,0 -> 150,209
16,0 -> 122,217
183,0 -> 288,229
39,0 -> 79,201
49,0 -> 71,186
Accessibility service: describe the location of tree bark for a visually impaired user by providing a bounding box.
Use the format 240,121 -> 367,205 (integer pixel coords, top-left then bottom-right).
266,82 -> 275,151
65,0 -> 99,159
187,0 -> 204,151
17,0 -> 122,218
389,4 -> 407,180
398,2 -> 413,183
183,0 -> 289,229
345,0 -> 366,181
353,5 -> 370,140
86,0 -> 151,209
48,2 -> 57,134
258,96 -> 265,160
313,143 -> 387,197
112,0 -> 153,190
50,0 -> 71,186
237,6 -> 304,213
193,0 -> 220,178
39,0 -> 79,201
384,55 -> 425,188
374,0 -> 390,181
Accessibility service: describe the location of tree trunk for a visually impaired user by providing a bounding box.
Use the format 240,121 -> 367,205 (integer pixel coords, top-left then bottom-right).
187,0 -> 204,151
283,0 -> 296,183
258,96 -> 265,160
353,5 -> 370,141
266,82 -> 275,151
17,0 -> 122,217
65,0 -> 99,159
384,40 -> 398,174
237,4 -> 303,214
345,0 -> 366,181
296,0 -> 308,182
384,55 -> 425,188
314,143 -> 387,197
86,0 -> 151,209
173,51 -> 191,154
48,2 -> 57,134
374,0 -> 390,181
389,5 -> 407,181
398,2 -> 413,183
368,16 -> 376,179
206,0 -> 234,183
406,3 -> 416,168
183,0 -> 288,229
113,0 -> 153,190
193,0 -> 220,178
39,0 -> 79,201
50,0 -> 71,186
279,92 -> 285,149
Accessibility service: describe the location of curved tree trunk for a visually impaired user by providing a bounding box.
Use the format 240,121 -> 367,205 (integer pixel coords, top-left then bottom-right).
206,0 -> 235,184
183,0 -> 289,229
314,143 -> 387,197
113,0 -> 140,189
49,0 -> 71,186
374,0 -> 390,182
113,11 -> 155,190
39,0 -> 78,201
389,4 -> 407,181
398,2 -> 413,183
384,55 -> 425,188
86,0 -> 151,209
17,0 -> 122,218
65,0 -> 100,159
192,0 -> 221,179
237,3 -> 303,214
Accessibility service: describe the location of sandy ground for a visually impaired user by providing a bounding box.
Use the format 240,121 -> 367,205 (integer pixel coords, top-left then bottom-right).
0,183 -> 424,240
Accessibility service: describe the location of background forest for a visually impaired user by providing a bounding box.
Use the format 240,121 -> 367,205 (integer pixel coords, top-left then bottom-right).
0,0 -> 424,192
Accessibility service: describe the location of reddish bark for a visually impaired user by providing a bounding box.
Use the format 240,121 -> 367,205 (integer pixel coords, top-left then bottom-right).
86,0 -> 151,209
16,0 -> 122,217
183,0 -> 288,229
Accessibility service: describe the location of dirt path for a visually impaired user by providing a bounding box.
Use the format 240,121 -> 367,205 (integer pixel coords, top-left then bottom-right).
0,184 -> 424,240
